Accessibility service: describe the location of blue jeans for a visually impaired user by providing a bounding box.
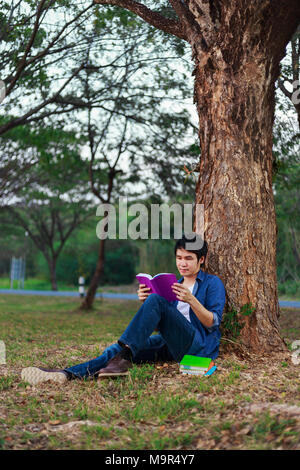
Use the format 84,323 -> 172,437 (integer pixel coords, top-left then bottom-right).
64,294 -> 204,379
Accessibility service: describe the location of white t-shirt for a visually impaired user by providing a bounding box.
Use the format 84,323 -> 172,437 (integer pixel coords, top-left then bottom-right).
176,283 -> 195,323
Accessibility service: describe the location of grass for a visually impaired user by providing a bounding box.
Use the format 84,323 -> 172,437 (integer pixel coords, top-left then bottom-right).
0,294 -> 300,450
0,277 -> 137,294
0,277 -> 78,292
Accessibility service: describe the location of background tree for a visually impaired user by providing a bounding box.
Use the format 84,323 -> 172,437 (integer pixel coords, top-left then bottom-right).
0,1 -> 99,135
273,78 -> 300,297
1,128 -> 93,290
277,28 -> 300,128
56,34 -> 198,309
1,2 -> 198,303
0,122 -> 71,204
273,27 -> 300,296
275,163 -> 300,285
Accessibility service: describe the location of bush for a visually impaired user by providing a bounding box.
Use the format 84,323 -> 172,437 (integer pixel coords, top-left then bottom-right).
55,240 -> 138,286
278,280 -> 300,298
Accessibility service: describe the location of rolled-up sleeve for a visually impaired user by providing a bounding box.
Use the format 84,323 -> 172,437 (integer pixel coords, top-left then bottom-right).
204,277 -> 226,332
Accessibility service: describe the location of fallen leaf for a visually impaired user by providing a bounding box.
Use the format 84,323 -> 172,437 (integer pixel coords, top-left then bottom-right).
239,426 -> 252,435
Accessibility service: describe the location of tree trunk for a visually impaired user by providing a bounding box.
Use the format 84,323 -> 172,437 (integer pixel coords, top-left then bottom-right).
48,258 -> 58,291
187,1 -> 300,352
80,238 -> 106,310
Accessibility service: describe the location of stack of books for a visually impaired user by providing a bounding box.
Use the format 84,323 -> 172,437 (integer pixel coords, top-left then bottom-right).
179,355 -> 217,376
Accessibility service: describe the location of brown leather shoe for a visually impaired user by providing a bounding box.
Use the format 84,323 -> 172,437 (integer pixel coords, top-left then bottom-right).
97,351 -> 133,377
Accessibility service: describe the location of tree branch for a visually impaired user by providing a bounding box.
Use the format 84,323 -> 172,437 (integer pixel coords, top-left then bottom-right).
24,4 -> 94,70
93,0 -> 187,40
0,63 -> 85,136
5,0 -> 48,96
277,78 -> 292,100
291,35 -> 299,84
87,108 -> 106,203
168,0 -> 199,32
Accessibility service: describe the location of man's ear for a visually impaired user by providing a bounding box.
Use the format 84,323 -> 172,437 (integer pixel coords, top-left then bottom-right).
199,255 -> 205,268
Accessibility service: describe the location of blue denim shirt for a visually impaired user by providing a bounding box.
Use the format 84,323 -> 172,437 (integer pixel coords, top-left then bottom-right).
171,270 -> 226,359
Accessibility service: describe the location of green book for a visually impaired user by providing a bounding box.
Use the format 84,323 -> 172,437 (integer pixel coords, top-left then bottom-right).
180,369 -> 207,375
180,365 -> 208,371
180,355 -> 212,369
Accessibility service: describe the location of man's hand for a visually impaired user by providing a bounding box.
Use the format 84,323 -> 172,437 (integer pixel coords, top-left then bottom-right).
171,283 -> 194,304
137,284 -> 152,303
172,282 -> 214,328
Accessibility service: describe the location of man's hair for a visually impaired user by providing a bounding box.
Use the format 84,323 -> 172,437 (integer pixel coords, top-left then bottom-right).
174,233 -> 208,263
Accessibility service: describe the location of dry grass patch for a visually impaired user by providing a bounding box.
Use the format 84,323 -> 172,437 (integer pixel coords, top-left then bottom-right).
0,295 -> 299,450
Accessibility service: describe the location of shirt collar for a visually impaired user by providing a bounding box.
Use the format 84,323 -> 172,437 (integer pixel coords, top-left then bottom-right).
178,269 -> 205,283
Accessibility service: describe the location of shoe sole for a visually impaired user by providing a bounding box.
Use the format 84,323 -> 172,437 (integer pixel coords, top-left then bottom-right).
98,371 -> 130,377
21,367 -> 67,385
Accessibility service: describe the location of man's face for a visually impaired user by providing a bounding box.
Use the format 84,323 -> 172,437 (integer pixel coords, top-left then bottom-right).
175,248 -> 204,277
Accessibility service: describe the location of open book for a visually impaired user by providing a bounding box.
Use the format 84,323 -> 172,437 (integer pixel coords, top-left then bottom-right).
136,273 -> 178,302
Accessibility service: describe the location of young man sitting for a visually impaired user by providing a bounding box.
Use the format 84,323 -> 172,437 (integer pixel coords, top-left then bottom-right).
21,234 -> 226,385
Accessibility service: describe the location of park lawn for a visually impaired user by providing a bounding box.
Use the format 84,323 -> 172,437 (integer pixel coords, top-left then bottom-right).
0,295 -> 299,450
0,277 -> 138,294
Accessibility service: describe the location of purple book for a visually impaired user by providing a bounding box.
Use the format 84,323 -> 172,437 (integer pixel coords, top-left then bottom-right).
136,273 -> 178,302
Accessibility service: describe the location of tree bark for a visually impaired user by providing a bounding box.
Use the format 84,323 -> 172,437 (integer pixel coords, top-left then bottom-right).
187,0 -> 300,351
80,238 -> 106,310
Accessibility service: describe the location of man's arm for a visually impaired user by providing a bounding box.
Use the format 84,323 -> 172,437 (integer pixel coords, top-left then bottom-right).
171,284 -> 214,328
188,296 -> 214,328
